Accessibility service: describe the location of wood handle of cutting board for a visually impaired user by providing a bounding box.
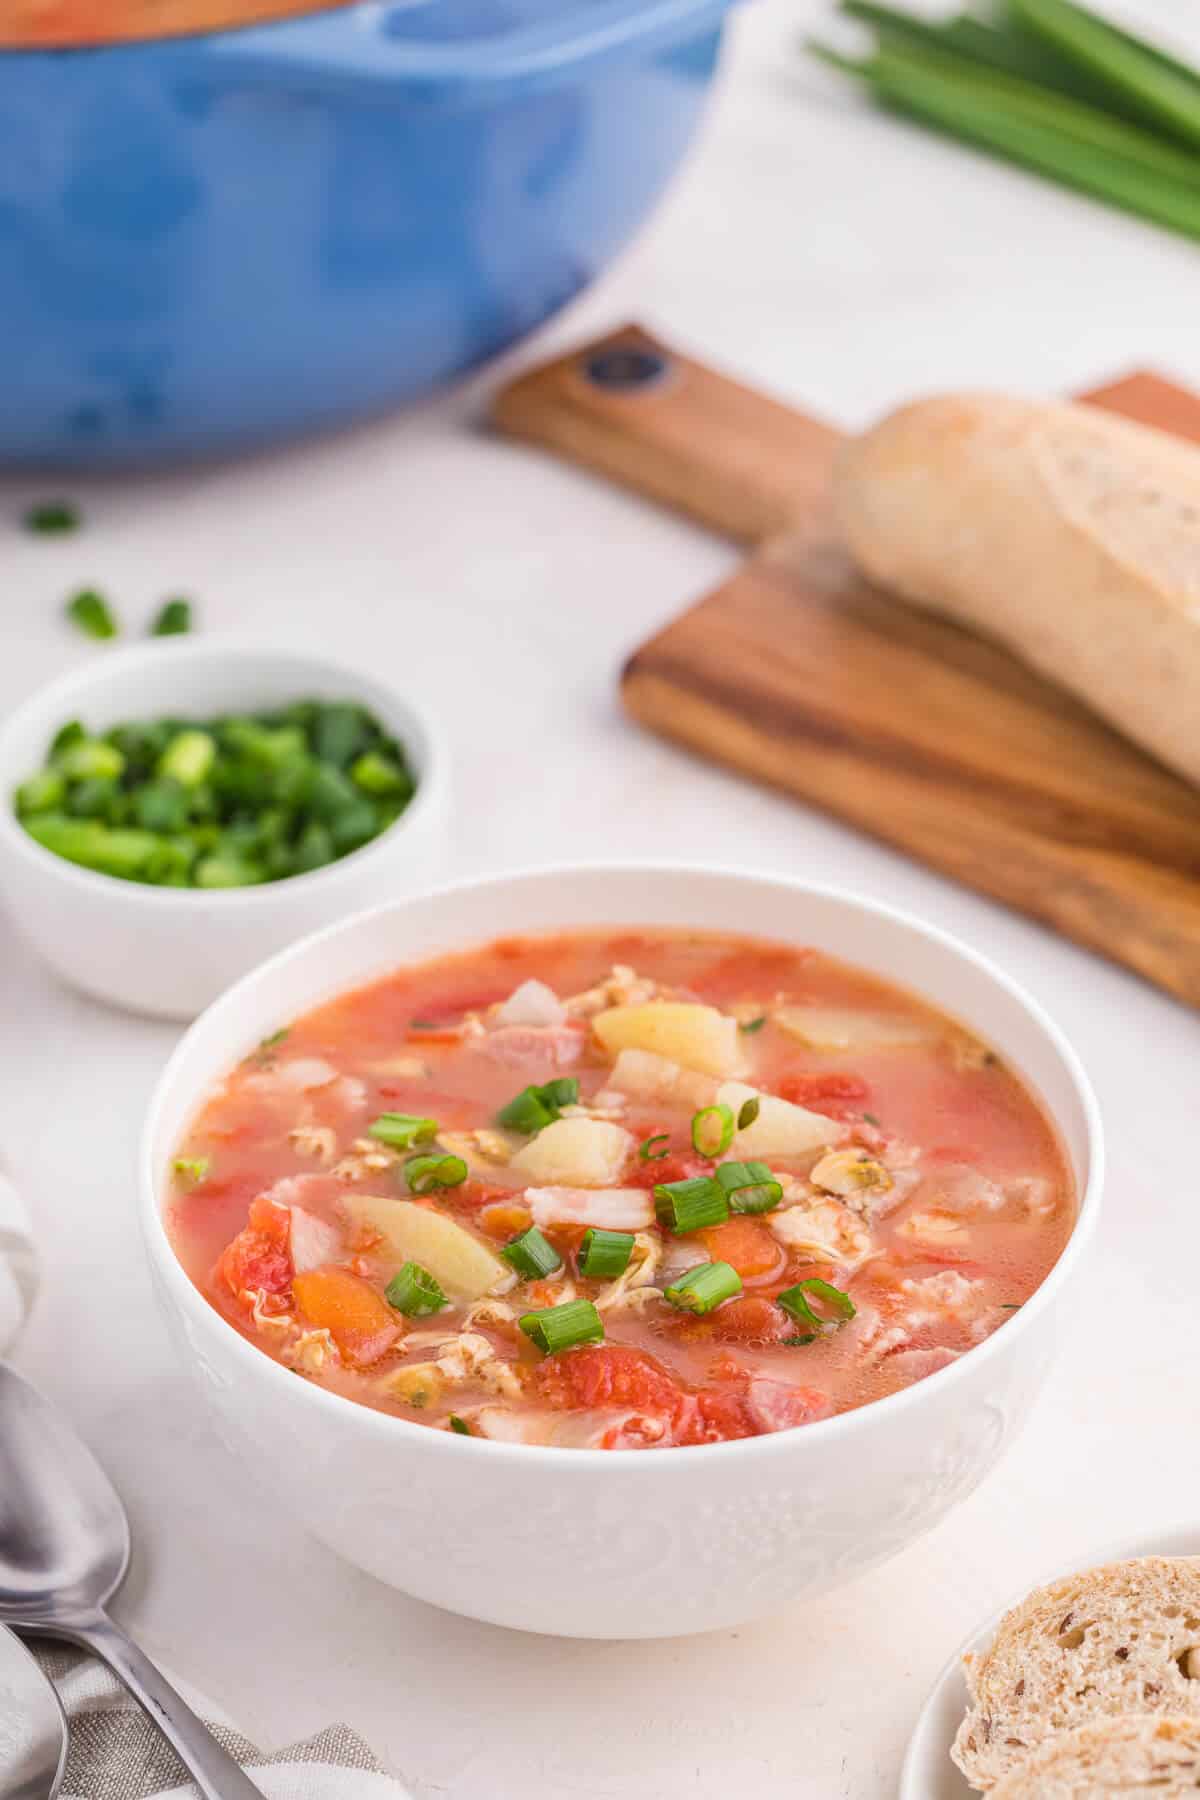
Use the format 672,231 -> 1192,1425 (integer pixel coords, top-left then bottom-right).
491,324 -> 840,544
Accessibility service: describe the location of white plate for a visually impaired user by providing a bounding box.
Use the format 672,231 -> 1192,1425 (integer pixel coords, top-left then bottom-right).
901,1522 -> 1200,1799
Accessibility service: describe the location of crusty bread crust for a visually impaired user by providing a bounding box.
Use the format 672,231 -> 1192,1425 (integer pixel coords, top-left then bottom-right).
952,1557 -> 1200,1790
836,394 -> 1200,790
991,1712 -> 1200,1796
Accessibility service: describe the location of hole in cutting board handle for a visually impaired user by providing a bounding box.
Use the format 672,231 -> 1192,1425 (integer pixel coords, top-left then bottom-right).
582,346 -> 671,392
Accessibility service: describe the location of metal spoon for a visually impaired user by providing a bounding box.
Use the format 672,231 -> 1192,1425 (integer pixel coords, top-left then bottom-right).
0,1624 -> 65,1800
0,1365 -> 264,1800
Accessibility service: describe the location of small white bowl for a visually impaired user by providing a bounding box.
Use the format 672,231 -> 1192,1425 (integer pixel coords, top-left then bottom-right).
0,640 -> 448,1019
901,1522 -> 1200,1799
139,865 -> 1103,1639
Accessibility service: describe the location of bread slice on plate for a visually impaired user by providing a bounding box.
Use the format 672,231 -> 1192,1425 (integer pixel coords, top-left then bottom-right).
952,1557 -> 1200,1790
990,1712 -> 1200,1796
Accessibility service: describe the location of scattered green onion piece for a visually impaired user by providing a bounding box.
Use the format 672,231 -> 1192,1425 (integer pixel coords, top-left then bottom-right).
496,1087 -> 555,1134
408,1019 -> 439,1031
258,1027 -> 289,1052
25,499 -> 79,535
367,1112 -> 438,1151
653,1175 -> 729,1235
777,1278 -> 856,1333
664,1260 -> 742,1315
23,816 -> 160,879
50,720 -> 85,757
151,597 -> 192,636
862,1111 -> 881,1127
14,768 -> 66,817
56,738 -> 124,782
578,1228 -> 635,1280
65,588 -> 117,640
518,1298 -> 604,1355
999,1302 -> 1021,1310
716,1160 -> 783,1215
691,1103 -> 735,1160
448,1414 -> 471,1435
172,1155 -> 210,1185
404,1152 -> 468,1194
736,1096 -> 761,1131
195,849 -> 263,888
159,729 -> 216,788
502,1226 -> 563,1280
385,1260 -> 448,1317
639,1133 -> 671,1161
351,750 -> 411,797
496,1077 -> 578,1134
740,1015 -> 767,1034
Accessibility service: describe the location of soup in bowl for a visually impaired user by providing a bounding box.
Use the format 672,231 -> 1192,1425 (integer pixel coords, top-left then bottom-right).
140,867 -> 1102,1637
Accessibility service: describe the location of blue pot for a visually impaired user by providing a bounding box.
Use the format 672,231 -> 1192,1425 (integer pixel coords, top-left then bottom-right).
1,0 -> 734,464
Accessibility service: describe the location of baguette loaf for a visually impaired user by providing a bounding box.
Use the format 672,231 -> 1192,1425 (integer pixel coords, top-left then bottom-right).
836,394 -> 1200,789
990,1713 -> 1200,1796
952,1557 -> 1200,1790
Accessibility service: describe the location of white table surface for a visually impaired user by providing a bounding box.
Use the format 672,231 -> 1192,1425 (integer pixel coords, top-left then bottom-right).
4,4 -> 1200,1794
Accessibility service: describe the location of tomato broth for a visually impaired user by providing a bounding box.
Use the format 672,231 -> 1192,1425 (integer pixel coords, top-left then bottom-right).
167,928 -> 1075,1449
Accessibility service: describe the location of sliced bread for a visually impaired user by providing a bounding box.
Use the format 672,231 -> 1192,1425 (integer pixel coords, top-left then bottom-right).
991,1712 -> 1200,1796
836,393 -> 1200,791
952,1557 -> 1200,1790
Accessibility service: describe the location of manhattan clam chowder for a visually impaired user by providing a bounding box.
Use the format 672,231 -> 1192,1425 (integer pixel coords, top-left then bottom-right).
167,929 -> 1074,1449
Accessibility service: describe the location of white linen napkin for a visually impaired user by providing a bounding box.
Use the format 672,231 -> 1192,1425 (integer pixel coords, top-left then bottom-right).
30,1642 -> 412,1799
0,1160 -> 37,1354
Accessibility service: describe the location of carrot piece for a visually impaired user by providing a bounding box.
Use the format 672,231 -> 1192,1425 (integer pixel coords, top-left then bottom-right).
698,1217 -> 782,1279
292,1266 -> 399,1367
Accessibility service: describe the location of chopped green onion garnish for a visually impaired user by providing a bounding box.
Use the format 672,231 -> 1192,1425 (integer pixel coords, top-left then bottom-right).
502,1226 -> 563,1280
65,587 -> 117,640
404,1152 -> 468,1194
25,499 -> 80,535
448,1414 -> 471,1435
777,1278 -> 856,1333
664,1260 -> 742,1314
172,1155 -> 210,1185
496,1077 -> 579,1134
519,1297 -> 604,1355
150,597 -> 192,637
736,1096 -> 760,1130
716,1160 -> 783,1215
691,1103 -> 735,1159
255,1027 -> 288,1058
639,1133 -> 670,1161
740,1015 -> 767,1034
56,738 -> 124,782
368,1112 -> 438,1151
158,729 -> 216,788
862,1111 -> 881,1127
408,1019 -> 439,1031
14,768 -> 66,817
653,1175 -> 729,1235
578,1228 -> 635,1280
351,750 -> 412,797
385,1260 -> 448,1317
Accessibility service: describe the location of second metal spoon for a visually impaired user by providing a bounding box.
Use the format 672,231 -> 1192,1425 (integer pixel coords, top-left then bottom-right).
0,1364 -> 264,1800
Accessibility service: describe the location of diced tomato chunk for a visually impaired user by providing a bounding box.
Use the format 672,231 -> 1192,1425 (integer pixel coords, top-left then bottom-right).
216,1196 -> 292,1299
777,1071 -> 869,1115
536,1344 -> 684,1417
292,1266 -> 399,1367
679,1389 -> 757,1444
708,1295 -> 793,1346
699,1218 -> 782,1280
627,1150 -> 710,1191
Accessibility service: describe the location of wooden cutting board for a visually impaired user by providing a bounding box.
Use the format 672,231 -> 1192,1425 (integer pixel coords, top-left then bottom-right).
492,325 -> 1200,1010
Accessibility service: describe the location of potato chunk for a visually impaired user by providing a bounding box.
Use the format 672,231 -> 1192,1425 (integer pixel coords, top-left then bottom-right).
510,1117 -> 634,1188
774,1006 -> 935,1051
593,1002 -> 743,1077
605,1048 -> 717,1112
717,1081 -> 843,1159
344,1196 -> 510,1302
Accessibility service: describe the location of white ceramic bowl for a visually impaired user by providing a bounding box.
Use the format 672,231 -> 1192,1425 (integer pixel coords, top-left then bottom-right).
139,865 -> 1103,1639
0,640 -> 448,1019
